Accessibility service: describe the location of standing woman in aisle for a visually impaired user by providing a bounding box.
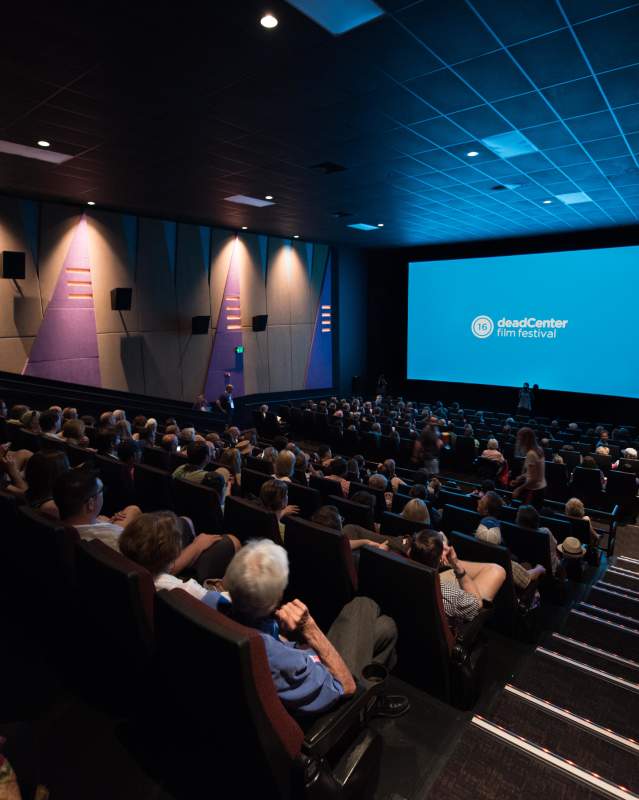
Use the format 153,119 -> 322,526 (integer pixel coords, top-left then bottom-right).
511,426 -> 546,509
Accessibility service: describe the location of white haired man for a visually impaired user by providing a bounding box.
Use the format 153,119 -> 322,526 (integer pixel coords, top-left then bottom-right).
208,540 -> 409,718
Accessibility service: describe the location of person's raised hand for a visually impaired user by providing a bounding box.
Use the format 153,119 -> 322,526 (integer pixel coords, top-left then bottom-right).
282,504 -> 300,517
275,599 -> 310,634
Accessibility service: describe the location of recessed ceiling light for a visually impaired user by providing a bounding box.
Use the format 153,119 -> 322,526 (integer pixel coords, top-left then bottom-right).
293,234 -> 300,239
0,139 -> 71,164
241,226 -> 248,230
87,201 -> 95,206
37,140 -> 50,148
542,199 -> 552,205
260,13 -> 278,28
265,195 -> 273,200
377,223 -> 384,227
466,151 -> 479,158
225,194 -> 274,207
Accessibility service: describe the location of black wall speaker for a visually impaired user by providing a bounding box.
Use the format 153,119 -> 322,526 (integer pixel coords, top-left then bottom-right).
191,315 -> 210,335
252,314 -> 268,332
110,287 -> 132,310
2,251 -> 26,280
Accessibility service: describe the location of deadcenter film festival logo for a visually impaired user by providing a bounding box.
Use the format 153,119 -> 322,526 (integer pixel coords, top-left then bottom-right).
471,315 -> 568,340
471,315 -> 494,338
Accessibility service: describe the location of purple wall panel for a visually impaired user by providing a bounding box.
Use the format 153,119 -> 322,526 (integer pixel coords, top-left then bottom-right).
203,236 -> 245,399
305,252 -> 333,389
24,215 -> 101,387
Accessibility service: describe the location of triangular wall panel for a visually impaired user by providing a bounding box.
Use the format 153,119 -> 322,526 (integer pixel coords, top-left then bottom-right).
24,215 -> 101,386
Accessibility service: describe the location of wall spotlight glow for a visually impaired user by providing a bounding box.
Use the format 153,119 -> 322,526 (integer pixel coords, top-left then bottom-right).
241,226 -> 248,230
37,140 -> 50,148
260,14 -> 278,28
87,201 -> 96,206
543,199 -> 552,205
466,151 -> 479,158
293,234 -> 300,239
265,195 -> 273,200
377,223 -> 384,227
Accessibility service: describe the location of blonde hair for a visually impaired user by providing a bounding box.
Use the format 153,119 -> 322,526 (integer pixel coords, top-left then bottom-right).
401,498 -> 430,524
486,438 -> 499,450
275,450 -> 295,479
565,497 -> 585,518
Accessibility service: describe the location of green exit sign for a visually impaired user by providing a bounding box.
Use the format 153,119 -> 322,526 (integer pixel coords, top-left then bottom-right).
234,345 -> 244,355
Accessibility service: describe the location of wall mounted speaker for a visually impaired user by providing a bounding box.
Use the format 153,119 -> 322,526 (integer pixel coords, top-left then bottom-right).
191,315 -> 210,335
110,288 -> 132,310
2,251 -> 26,280
252,314 -> 268,332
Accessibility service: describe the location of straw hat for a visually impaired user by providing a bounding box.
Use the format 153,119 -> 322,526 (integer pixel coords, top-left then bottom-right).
558,536 -> 586,558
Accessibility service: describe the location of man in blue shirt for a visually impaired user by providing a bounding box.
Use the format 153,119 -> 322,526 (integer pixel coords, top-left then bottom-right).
218,539 -> 409,718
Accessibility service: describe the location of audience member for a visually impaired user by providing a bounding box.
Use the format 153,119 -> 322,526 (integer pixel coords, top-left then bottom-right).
516,504 -> 560,576
24,450 -> 70,517
172,441 -> 211,483
511,427 -> 546,507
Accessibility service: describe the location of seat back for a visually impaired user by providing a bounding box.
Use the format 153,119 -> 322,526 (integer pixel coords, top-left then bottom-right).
9,427 -> 41,452
348,481 -> 386,521
606,470 -> 638,507
142,446 -> 171,471
154,589 -> 304,798
449,531 -> 518,633
17,506 -> 79,587
172,478 -> 224,533
438,489 -> 477,511
285,482 -> 321,519
617,458 -> 639,476
500,521 -> 553,574
223,496 -> 282,545
380,512 -> 431,538
357,547 -> 453,699
545,460 -> 569,501
134,463 -> 174,512
283,516 -> 357,631
245,455 -> 274,475
241,467 -> 271,499
309,475 -> 344,504
328,494 -> 374,530
95,454 -> 136,516
66,443 -> 94,468
538,514 -> 571,543
453,436 -> 476,471
474,457 -> 500,480
570,467 -> 604,505
391,491 -> 412,514
441,504 -> 481,535
75,539 -> 155,678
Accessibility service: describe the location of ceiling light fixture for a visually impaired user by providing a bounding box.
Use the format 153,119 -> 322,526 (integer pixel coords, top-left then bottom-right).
37,140 -> 50,148
377,223 -> 384,227
241,226 -> 248,230
260,13 -> 278,28
293,234 -> 300,239
87,201 -> 95,206
466,151 -> 479,158
265,194 -> 273,200
542,199 -> 552,205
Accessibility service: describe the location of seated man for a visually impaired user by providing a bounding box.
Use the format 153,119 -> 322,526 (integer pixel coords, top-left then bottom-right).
172,441 -> 210,484
220,539 -> 409,718
409,530 -> 506,628
53,467 -> 233,580
259,478 -> 299,538
311,504 -> 401,553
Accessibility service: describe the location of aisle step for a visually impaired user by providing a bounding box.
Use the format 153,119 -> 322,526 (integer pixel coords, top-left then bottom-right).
489,688 -> 639,795
427,724 -> 617,800
589,585 -> 639,617
564,610 -> 639,661
616,556 -> 639,575
471,715 -> 638,799
549,632 -> 639,679
537,642 -> 639,693
577,602 -> 639,630
512,652 -> 639,740
597,580 -> 639,598
603,571 -> 639,593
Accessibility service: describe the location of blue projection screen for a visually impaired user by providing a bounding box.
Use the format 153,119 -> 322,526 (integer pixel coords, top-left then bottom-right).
407,246 -> 639,399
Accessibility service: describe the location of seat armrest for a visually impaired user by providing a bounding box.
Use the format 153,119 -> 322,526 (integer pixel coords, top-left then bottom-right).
453,607 -> 491,654
301,681 -> 379,759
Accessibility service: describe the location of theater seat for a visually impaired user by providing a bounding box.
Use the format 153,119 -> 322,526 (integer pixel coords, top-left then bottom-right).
172,477 -> 224,533
286,482 -> 321,519
241,466 -> 271,499
134,463 -> 174,512
223,496 -> 282,544
328,495 -> 374,530
283,515 -> 357,632
154,588 -> 383,799
357,546 -> 488,709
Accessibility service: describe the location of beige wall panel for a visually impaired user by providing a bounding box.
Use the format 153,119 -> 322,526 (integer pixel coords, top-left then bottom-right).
290,324 -> 313,390
0,198 -> 42,338
176,223 -> 211,334
137,218 -> 178,332
289,240 -> 312,325
0,337 -> 34,374
87,210 -> 139,333
266,238 -> 291,326
237,233 -> 267,325
97,332 -> 145,394
242,329 -> 270,395
39,202 -> 82,308
310,243 -> 330,308
179,331 -> 214,402
141,331 -> 181,399
266,325 -> 292,392
209,229 -> 236,329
